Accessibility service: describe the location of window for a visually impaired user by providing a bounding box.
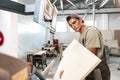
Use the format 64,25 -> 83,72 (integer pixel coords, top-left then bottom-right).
85,20 -> 97,27
56,21 -> 67,32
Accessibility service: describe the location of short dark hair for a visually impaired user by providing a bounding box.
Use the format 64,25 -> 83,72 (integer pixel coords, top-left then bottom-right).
66,14 -> 84,23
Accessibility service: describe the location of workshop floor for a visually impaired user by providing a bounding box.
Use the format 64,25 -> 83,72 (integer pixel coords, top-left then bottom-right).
33,54 -> 120,80
108,55 -> 120,80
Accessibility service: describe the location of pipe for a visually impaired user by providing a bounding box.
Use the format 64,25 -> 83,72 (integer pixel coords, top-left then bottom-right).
92,0 -> 95,26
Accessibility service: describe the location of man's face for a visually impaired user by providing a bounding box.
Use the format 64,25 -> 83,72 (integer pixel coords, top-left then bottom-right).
68,18 -> 82,32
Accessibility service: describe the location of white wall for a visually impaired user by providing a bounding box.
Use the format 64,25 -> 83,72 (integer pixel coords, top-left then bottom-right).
54,13 -> 120,45
54,32 -> 80,45
0,10 -> 18,58
1,10 -> 119,58
109,14 -> 120,30
18,15 -> 49,52
0,10 -> 52,59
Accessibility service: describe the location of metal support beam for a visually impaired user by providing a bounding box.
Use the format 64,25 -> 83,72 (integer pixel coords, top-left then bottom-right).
60,0 -> 64,11
92,0 -> 95,26
66,0 -> 77,8
58,8 -> 120,15
99,0 -> 109,8
53,0 -> 58,5
82,9 -> 91,20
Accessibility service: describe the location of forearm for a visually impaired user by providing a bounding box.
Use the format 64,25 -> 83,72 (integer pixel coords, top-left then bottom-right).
88,48 -> 96,55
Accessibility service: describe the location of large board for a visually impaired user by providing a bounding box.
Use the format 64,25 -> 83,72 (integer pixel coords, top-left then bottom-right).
53,39 -> 101,80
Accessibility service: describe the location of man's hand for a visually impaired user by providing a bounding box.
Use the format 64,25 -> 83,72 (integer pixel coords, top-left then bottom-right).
59,70 -> 64,79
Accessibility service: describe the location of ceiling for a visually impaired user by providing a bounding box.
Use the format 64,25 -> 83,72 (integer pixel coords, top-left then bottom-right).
4,0 -> 120,15
16,0 -> 120,10
50,0 -> 114,10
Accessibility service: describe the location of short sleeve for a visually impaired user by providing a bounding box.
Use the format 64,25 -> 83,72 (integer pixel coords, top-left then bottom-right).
85,29 -> 101,48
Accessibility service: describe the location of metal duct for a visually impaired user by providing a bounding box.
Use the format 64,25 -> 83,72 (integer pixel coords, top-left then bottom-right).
0,0 -> 33,15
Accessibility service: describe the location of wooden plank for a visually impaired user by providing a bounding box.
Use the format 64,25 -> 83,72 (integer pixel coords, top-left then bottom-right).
114,30 -> 120,46
12,67 -> 28,80
0,53 -> 29,80
53,39 -> 101,80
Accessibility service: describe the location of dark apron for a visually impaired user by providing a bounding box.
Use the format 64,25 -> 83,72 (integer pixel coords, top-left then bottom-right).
85,57 -> 110,80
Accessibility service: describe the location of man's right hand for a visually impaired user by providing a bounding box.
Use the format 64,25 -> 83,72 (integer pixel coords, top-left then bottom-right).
59,70 -> 64,79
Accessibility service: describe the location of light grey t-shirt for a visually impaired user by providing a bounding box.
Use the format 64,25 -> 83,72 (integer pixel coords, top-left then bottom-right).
79,26 -> 104,58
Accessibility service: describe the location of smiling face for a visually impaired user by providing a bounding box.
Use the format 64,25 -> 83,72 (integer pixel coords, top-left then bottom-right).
68,18 -> 83,32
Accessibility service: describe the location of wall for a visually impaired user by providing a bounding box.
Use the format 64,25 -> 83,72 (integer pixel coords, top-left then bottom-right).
18,15 -> 49,53
54,32 -> 80,45
0,11 -> 51,59
54,13 -> 120,46
1,10 -> 119,58
109,14 -> 120,30
0,10 -> 18,58
17,15 -> 52,60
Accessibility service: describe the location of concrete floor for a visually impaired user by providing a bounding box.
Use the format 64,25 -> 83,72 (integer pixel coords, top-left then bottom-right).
108,55 -> 120,80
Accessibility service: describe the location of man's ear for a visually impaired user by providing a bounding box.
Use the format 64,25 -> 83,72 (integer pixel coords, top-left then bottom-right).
82,20 -> 84,23
79,18 -> 84,23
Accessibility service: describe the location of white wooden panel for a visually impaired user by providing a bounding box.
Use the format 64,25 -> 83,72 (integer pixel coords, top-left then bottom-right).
104,40 -> 119,48
100,30 -> 113,40
53,39 -> 101,80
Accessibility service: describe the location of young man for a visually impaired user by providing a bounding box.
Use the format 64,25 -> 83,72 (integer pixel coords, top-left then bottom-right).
59,14 -> 110,80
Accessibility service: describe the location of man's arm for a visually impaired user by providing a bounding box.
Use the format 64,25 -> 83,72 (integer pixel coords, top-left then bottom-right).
88,48 -> 97,55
